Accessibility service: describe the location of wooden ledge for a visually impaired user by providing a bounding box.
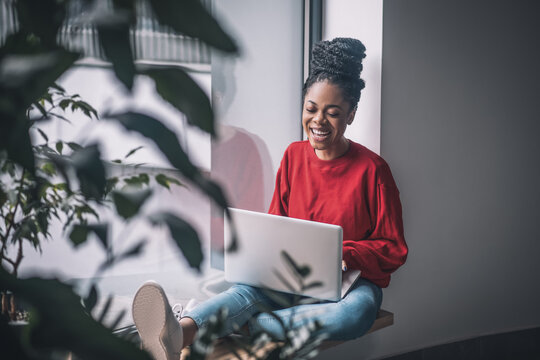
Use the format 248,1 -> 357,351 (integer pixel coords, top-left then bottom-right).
182,309 -> 394,359
319,309 -> 394,351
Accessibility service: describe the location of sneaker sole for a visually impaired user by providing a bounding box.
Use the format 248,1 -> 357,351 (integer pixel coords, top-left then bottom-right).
132,281 -> 172,360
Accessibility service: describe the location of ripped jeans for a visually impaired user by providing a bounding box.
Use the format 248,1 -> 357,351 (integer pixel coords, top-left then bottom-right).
184,278 -> 382,341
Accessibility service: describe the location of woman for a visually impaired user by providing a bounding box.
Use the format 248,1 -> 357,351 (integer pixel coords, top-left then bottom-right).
132,38 -> 408,360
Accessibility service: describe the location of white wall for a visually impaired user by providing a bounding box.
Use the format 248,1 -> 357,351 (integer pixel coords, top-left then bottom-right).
209,0 -> 304,268
319,0 -> 540,359
322,0 -> 383,154
211,0 -> 304,181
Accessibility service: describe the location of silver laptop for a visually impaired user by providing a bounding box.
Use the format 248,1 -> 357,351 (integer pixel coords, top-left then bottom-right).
224,208 -> 361,301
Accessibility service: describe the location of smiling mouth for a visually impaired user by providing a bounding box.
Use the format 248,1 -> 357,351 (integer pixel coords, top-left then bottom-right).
310,128 -> 331,141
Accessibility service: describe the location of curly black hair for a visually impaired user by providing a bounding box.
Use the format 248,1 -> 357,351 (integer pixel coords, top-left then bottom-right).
303,37 -> 366,111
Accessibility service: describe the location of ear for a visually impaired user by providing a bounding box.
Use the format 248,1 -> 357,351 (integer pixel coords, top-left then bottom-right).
347,107 -> 357,125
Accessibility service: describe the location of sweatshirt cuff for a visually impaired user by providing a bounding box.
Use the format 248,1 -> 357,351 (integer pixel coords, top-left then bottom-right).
342,246 -> 354,266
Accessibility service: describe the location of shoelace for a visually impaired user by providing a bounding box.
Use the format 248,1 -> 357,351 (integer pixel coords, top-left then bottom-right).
172,303 -> 184,321
172,298 -> 199,321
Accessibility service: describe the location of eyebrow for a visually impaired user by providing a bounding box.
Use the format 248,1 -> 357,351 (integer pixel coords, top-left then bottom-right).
306,100 -> 343,110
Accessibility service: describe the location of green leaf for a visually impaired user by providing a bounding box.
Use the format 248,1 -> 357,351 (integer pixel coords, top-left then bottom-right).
155,173 -> 182,190
69,224 -> 89,247
147,0 -> 237,53
51,82 -> 65,93
149,212 -> 203,271
55,141 -> 63,154
145,68 -> 215,136
112,188 -> 152,219
54,183 -> 68,192
76,100 -> 99,119
281,250 -> 311,278
84,284 -> 99,313
106,112 -> 198,177
117,238 -> 146,261
0,49 -> 79,175
66,142 -> 83,151
36,128 -> 48,142
33,101 -> 48,118
105,177 -> 119,194
0,114 -> 35,175
124,173 -> 150,188
87,223 -> 109,250
97,295 -> 114,323
75,203 -> 100,221
71,145 -> 106,200
0,267 -> 152,360
35,207 -> 50,238
42,90 -> 53,106
59,98 -> 71,110
69,223 -> 108,249
0,50 -> 80,111
124,145 -> 143,159
109,309 -> 127,331
0,187 -> 7,207
97,238 -> 147,273
272,269 -> 297,294
41,161 -> 56,176
15,0 -> 66,48
41,151 -> 72,191
96,14 -> 135,91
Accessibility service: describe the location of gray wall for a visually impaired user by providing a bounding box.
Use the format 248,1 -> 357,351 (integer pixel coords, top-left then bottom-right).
319,0 -> 540,358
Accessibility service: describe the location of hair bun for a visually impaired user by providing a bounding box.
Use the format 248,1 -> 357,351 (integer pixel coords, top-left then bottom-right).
310,37 -> 366,79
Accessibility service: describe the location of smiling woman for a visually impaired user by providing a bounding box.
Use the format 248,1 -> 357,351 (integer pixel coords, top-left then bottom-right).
131,37 -> 408,360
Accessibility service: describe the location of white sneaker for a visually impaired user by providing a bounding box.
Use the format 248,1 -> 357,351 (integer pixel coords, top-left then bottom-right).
172,298 -> 200,321
132,281 -> 183,360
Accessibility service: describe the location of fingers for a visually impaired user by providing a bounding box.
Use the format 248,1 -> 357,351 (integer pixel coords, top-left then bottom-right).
342,260 -> 348,271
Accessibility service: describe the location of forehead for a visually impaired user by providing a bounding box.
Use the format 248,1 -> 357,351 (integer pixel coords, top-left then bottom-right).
304,81 -> 348,107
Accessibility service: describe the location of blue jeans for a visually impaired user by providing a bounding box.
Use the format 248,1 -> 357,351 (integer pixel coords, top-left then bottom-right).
184,278 -> 382,341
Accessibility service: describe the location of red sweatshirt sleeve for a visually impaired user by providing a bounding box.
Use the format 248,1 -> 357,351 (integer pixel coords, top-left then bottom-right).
342,163 -> 408,287
268,142 -> 408,288
268,151 -> 290,216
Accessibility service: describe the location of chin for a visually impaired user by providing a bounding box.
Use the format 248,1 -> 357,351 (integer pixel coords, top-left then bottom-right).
308,138 -> 327,150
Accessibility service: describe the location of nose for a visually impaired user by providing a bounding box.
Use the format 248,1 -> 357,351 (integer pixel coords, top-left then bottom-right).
312,110 -> 326,124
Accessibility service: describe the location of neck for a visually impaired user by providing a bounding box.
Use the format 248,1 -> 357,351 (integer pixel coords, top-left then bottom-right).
315,138 -> 350,160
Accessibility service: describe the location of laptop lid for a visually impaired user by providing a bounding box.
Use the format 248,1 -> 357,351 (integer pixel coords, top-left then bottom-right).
224,208 -> 348,301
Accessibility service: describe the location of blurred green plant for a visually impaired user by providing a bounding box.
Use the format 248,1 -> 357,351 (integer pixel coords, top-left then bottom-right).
0,84 -> 186,321
0,0 -> 326,359
0,0 -> 238,358
187,251 -> 327,360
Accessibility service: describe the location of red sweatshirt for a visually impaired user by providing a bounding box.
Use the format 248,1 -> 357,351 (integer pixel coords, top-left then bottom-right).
268,140 -> 408,288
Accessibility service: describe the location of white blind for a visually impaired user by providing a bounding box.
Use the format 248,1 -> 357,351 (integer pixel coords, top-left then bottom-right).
0,0 -> 212,66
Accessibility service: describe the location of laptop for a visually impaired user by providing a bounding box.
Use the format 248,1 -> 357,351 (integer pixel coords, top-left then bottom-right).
224,208 -> 361,301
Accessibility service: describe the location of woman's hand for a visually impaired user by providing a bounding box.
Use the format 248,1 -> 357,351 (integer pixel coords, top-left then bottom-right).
342,260 -> 348,272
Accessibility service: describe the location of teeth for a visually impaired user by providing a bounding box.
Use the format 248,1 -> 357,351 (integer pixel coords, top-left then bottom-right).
312,128 -> 329,136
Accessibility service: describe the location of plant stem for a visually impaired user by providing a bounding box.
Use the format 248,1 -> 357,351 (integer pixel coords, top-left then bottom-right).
12,237 -> 24,277
1,292 -> 7,316
2,256 -> 16,268
0,169 -> 26,269
10,293 -> 16,321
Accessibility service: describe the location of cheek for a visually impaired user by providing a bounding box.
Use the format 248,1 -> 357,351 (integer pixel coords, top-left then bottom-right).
333,121 -> 348,136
